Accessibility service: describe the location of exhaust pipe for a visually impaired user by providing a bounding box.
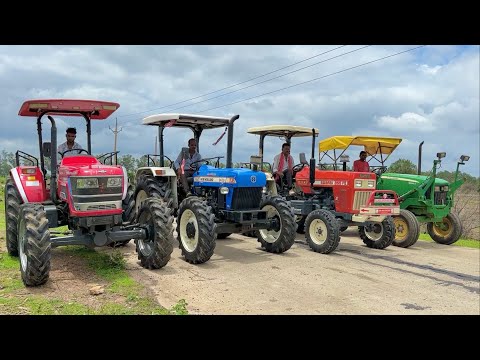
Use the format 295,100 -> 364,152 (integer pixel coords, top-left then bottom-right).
226,114 -> 239,168
418,141 -> 424,175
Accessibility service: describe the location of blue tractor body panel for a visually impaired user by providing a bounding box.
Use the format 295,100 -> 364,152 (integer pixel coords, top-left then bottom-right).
194,165 -> 266,210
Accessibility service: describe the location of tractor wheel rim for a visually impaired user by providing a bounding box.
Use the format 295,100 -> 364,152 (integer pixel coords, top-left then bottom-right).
135,190 -> 148,213
259,204 -> 281,243
138,212 -> 154,256
18,218 -> 27,272
432,217 -> 452,237
394,217 -> 408,241
309,219 -> 327,245
180,209 -> 199,252
365,223 -> 383,241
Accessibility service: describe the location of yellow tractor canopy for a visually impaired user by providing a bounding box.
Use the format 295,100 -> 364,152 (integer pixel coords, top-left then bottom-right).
318,136 -> 403,167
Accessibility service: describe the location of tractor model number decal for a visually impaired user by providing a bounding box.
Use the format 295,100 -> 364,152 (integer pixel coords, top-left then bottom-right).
194,176 -> 236,184
25,180 -> 40,186
314,180 -> 348,186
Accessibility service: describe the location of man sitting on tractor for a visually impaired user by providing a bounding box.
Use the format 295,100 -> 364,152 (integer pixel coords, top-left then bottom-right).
273,142 -> 294,190
353,150 -> 370,172
57,127 -> 84,158
173,138 -> 202,196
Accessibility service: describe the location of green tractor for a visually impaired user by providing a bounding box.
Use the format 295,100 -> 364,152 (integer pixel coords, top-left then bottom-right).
318,136 -> 470,248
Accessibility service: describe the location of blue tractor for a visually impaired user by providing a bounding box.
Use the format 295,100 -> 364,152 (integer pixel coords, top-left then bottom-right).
133,113 -> 297,264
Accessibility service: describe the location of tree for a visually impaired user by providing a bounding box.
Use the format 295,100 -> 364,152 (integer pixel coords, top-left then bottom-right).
0,150 -> 15,176
387,158 -> 417,174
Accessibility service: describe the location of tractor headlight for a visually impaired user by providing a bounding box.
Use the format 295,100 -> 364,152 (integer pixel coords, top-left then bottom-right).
441,186 -> 449,192
355,180 -> 362,187
107,177 -> 122,187
76,178 -> 99,189
262,186 -> 267,193
434,186 -> 440,191
220,187 -> 229,195
367,180 -> 375,188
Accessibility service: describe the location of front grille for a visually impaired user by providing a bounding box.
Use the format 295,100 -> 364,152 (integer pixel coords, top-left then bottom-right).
232,188 -> 262,210
434,191 -> 448,205
353,191 -> 371,210
86,204 -> 117,211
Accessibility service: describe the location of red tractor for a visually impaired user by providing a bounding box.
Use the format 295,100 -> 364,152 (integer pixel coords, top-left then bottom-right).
4,99 -> 174,286
247,125 -> 400,253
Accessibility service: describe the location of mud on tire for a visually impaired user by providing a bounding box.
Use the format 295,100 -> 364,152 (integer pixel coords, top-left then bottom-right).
5,178 -> 22,256
392,209 -> 420,248
305,210 -> 340,254
135,198 -> 174,269
177,196 -> 216,264
257,195 -> 296,254
358,216 -> 395,249
18,204 -> 51,286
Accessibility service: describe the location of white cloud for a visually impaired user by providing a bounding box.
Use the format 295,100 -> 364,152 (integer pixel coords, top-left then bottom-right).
0,45 -> 478,177
376,112 -> 434,132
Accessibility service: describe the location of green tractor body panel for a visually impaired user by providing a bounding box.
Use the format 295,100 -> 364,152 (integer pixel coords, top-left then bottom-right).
377,172 -> 461,222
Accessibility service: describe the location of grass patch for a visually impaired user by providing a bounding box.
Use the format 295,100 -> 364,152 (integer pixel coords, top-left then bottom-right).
418,233 -> 480,249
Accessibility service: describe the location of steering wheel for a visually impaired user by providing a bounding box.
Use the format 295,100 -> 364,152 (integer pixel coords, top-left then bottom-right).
292,163 -> 306,173
59,149 -> 91,158
372,166 -> 387,176
189,156 -> 224,170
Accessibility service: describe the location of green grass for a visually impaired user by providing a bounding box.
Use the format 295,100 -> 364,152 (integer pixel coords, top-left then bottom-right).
418,233 -> 480,249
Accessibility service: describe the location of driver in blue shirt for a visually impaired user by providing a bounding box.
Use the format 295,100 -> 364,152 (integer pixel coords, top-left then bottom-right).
173,138 -> 202,195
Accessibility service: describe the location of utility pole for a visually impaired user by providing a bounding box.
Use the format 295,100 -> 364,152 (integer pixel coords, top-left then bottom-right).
109,117 -> 122,165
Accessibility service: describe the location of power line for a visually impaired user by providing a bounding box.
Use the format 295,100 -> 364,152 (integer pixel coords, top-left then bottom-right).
166,45 -> 370,113
195,45 -> 427,114
116,45 -> 348,120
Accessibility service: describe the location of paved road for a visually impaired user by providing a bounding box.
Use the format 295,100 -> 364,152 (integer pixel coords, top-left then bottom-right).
124,228 -> 480,314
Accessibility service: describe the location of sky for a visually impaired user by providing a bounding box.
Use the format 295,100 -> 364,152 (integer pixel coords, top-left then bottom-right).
0,45 -> 478,176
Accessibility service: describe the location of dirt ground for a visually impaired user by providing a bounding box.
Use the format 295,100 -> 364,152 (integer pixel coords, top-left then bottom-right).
124,228 -> 480,315
2,228 -> 478,315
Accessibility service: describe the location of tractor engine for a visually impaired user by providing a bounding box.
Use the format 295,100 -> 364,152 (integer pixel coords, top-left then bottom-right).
193,165 -> 265,213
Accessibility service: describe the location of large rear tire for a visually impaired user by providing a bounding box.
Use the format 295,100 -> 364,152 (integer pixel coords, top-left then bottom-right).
177,197 -> 216,264
134,175 -> 174,213
392,209 -> 420,248
5,178 -> 22,256
358,217 -> 395,249
257,195 -> 296,254
427,212 -> 462,245
135,198 -> 174,269
18,204 -> 51,286
305,210 -> 340,254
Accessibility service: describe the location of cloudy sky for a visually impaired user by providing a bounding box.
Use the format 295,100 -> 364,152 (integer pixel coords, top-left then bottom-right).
0,45 -> 478,176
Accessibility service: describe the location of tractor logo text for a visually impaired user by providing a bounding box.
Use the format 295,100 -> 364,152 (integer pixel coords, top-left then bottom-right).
194,176 -> 236,184
313,180 -> 348,186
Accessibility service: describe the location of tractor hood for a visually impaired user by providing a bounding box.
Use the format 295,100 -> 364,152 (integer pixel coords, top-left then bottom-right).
381,173 -> 449,186
59,155 -> 124,177
194,165 -> 266,187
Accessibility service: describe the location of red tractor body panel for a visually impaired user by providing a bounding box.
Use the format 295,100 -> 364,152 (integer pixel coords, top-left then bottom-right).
11,166 -> 49,203
295,168 -> 377,213
57,155 -> 125,217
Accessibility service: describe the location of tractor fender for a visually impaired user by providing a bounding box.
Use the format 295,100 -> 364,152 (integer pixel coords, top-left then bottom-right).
135,167 -> 178,208
135,166 -> 177,181
265,173 -> 278,196
10,167 -> 47,203
121,166 -> 129,200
